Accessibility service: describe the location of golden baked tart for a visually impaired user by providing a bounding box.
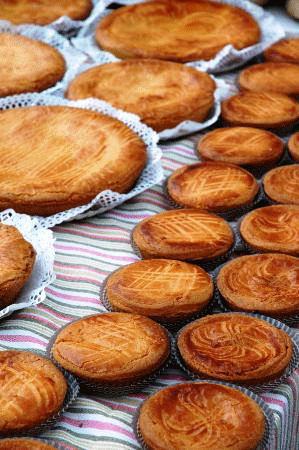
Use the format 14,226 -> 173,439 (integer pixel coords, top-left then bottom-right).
137,382 -> 266,450
177,313 -> 293,383
221,91 -> 299,130
0,105 -> 147,215
217,253 -> 299,317
288,131 -> 299,161
0,0 -> 92,25
0,223 -> 35,309
264,37 -> 299,64
240,204 -> 299,255
0,439 -> 58,449
66,59 -> 216,132
263,165 -> 299,205
105,259 -> 213,322
196,126 -> 285,167
51,313 -> 170,384
0,350 -> 67,435
238,62 -> 299,96
0,33 -> 65,97
132,209 -> 234,261
95,0 -> 260,62
167,162 -> 258,212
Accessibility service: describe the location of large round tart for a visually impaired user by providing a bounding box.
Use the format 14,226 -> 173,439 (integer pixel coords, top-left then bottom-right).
137,381 -> 266,450
95,0 -> 260,62
263,165 -> 299,205
0,105 -> 147,215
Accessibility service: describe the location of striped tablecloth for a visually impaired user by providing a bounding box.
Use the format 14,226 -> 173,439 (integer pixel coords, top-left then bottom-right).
0,134 -> 298,449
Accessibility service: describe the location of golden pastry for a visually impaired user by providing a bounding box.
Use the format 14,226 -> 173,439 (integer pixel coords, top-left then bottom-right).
263,165 -> 299,205
0,105 -> 147,215
0,350 -> 67,434
221,91 -> 299,129
51,313 -> 170,384
0,439 -> 58,449
264,37 -> 299,64
217,253 -> 299,317
240,204 -> 299,255
132,209 -> 234,261
196,126 -> 285,167
66,59 -> 216,131
95,0 -> 260,62
238,62 -> 299,95
288,131 -> 299,161
105,259 -> 213,322
177,313 -> 293,383
167,162 -> 258,211
138,382 -> 266,450
0,223 -> 35,309
0,0 -> 92,25
0,33 -> 65,97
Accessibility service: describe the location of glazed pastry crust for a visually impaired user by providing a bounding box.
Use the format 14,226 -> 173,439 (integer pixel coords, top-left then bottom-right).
66,59 -> 216,132
221,91 -> 299,129
167,162 -> 258,211
263,165 -> 299,205
51,313 -> 170,383
0,351 -> 67,434
138,382 -> 266,450
0,439 -> 58,449
238,62 -> 299,95
95,0 -> 260,62
264,38 -> 299,64
0,33 -> 65,97
197,126 -> 285,166
177,313 -> 293,383
217,253 -> 299,316
0,105 -> 147,215
106,259 -> 213,321
288,131 -> 299,161
240,205 -> 299,255
0,0 -> 92,25
132,209 -> 234,261
0,224 -> 35,309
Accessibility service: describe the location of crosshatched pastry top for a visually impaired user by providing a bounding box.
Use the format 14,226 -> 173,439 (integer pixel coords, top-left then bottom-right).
66,59 -> 216,132
263,165 -> 299,205
95,0 -> 260,63
0,33 -> 66,98
217,253 -> 299,317
240,204 -> 299,255
0,350 -> 67,435
177,313 -> 293,384
0,105 -> 147,216
51,313 -> 170,383
137,381 -> 266,450
0,0 -> 92,25
197,126 -> 285,166
0,438 -> 59,449
132,208 -> 234,261
264,37 -> 299,64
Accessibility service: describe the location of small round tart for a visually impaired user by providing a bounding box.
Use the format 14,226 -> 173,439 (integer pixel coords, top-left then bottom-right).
66,59 -> 216,132
105,259 -> 213,322
137,382 -> 266,450
0,439 -> 58,449
264,37 -> 299,64
0,0 -> 92,25
95,0 -> 260,62
167,162 -> 258,211
0,33 -> 65,97
288,131 -> 299,161
240,204 -> 299,255
217,253 -> 299,317
196,126 -> 285,167
0,105 -> 147,216
51,313 -> 170,384
177,313 -> 293,383
263,165 -> 299,205
221,91 -> 299,129
132,209 -> 234,261
238,62 -> 299,95
0,223 -> 35,309
0,350 -> 67,435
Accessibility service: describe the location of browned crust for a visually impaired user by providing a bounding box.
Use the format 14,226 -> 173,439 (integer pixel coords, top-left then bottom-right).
264,38 -> 299,64
263,165 -> 299,205
95,0 -> 260,63
0,439 -> 57,450
288,131 -> 299,161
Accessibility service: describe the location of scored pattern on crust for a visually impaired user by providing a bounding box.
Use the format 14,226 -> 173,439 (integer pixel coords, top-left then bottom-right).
288,131 -> 299,161
264,38 -> 299,64
263,165 -> 299,205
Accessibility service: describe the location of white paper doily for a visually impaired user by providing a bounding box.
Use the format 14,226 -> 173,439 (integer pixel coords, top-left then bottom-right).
0,209 -> 55,320
73,0 -> 286,73
0,92 -> 163,228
